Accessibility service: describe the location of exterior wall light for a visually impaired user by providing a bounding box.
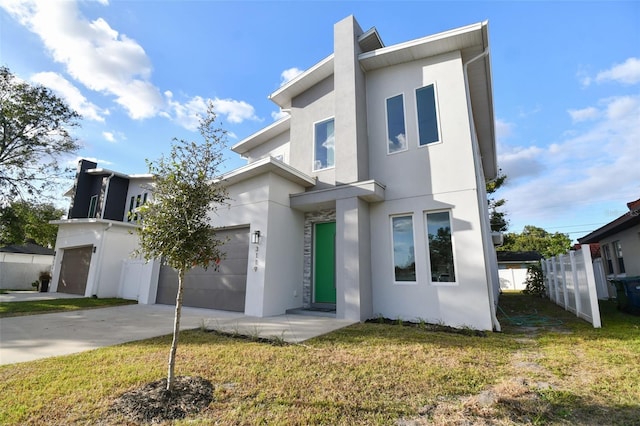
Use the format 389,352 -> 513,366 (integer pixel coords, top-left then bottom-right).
251,230 -> 261,245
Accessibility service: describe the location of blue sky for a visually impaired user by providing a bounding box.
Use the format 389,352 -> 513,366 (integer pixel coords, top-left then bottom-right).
1,0 -> 639,241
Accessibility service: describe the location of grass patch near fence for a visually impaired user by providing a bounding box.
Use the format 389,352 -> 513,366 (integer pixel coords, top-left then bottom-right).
1,293 -> 639,425
0,298 -> 137,317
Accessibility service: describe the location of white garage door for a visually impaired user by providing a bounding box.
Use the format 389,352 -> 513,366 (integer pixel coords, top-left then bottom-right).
156,227 -> 249,312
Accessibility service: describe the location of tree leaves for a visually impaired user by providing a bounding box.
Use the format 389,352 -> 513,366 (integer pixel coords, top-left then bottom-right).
0,66 -> 80,202
135,101 -> 229,272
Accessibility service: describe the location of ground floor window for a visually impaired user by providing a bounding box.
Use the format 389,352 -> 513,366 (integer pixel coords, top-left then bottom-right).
613,240 -> 625,274
603,244 -> 614,274
426,211 -> 455,282
391,215 -> 416,282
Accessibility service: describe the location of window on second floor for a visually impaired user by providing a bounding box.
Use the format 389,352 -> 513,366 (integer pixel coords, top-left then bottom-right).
613,240 -> 625,274
386,94 -> 407,154
313,118 -> 335,171
88,195 -> 98,218
128,193 -> 148,222
416,84 -> 440,146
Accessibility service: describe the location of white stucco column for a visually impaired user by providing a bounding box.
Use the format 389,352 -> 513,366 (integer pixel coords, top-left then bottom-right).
335,196 -> 373,321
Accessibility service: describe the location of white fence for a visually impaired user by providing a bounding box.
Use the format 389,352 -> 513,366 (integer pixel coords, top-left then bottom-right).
541,247 -> 602,328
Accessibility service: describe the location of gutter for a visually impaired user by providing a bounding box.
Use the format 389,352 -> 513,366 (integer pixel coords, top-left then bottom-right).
463,46 -> 501,332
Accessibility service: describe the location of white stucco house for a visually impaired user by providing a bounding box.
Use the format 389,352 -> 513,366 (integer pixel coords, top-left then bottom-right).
155,16 -> 501,331
49,159 -> 158,303
51,16 -> 502,331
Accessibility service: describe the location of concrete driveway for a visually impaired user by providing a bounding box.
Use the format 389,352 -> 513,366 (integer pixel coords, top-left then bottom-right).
0,296 -> 355,365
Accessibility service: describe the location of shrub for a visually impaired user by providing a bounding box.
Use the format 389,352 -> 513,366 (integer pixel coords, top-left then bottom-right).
522,263 -> 545,296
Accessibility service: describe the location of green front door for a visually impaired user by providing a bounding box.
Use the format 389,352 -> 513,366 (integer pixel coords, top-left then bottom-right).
314,222 -> 336,304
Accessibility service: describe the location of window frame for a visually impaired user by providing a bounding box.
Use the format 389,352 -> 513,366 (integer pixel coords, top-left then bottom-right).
425,210 -> 457,285
415,82 -> 442,147
613,240 -> 625,274
312,116 -> 336,172
88,195 -> 98,218
385,93 -> 408,155
390,213 -> 417,284
603,244 -> 614,275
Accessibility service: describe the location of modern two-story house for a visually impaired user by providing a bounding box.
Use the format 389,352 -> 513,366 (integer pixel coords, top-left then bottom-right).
49,159 -> 157,302
156,16 -> 501,330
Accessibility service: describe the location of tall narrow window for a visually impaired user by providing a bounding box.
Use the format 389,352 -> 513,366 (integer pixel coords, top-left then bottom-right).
313,118 -> 335,171
392,215 -> 416,282
88,195 -> 98,218
613,241 -> 625,274
603,244 -> 614,274
416,84 -> 440,146
386,94 -> 406,154
426,211 -> 455,282
128,196 -> 135,222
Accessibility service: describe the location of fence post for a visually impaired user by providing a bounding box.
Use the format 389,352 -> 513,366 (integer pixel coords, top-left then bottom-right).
551,257 -> 560,304
582,248 -> 601,328
570,250 -> 582,316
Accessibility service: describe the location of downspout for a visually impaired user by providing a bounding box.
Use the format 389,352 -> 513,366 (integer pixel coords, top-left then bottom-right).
463,45 -> 501,331
100,173 -> 115,219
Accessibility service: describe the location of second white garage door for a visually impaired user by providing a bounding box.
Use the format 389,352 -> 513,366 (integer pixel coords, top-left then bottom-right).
155,227 -> 249,312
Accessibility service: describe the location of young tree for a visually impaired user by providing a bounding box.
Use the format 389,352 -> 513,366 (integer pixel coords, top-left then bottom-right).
486,170 -> 508,232
0,66 -> 80,201
499,225 -> 572,258
0,200 -> 64,247
135,103 -> 229,391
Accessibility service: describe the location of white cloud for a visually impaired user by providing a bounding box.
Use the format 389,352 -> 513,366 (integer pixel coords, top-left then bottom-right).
280,67 -> 303,86
595,57 -> 640,85
497,145 -> 545,181
271,109 -> 289,121
212,97 -> 260,124
166,94 -> 259,131
568,106 -> 599,123
3,0 -> 163,119
499,94 -> 640,227
30,71 -> 107,121
102,131 -> 115,142
495,118 -> 514,141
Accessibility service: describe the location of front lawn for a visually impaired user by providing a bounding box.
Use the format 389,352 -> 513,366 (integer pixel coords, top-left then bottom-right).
0,297 -> 137,317
0,293 -> 638,425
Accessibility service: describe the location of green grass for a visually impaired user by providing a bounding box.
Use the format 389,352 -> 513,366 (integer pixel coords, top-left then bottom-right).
1,293 -> 638,425
0,298 -> 137,317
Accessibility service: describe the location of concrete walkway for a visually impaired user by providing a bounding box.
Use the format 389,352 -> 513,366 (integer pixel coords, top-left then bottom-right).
0,294 -> 355,365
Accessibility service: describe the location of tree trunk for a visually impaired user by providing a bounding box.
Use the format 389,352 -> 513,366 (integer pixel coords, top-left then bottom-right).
167,267 -> 185,391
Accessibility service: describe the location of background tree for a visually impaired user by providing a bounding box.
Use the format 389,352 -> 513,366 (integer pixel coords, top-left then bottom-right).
0,200 -> 64,247
0,66 -> 80,201
486,170 -> 508,232
499,225 -> 572,258
135,103 -> 229,391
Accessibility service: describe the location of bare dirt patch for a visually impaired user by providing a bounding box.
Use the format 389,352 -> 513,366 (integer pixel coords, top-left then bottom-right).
109,376 -> 212,424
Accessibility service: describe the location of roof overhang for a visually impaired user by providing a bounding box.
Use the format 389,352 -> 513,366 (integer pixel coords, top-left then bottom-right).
232,116 -> 291,155
268,54 -> 334,109
579,211 -> 640,244
49,218 -> 140,229
86,168 -> 153,180
219,157 -> 316,188
290,180 -> 386,212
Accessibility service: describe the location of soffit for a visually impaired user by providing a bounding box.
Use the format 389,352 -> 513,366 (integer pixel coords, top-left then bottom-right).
220,157 -> 316,188
358,27 -> 384,52
269,55 -> 334,108
232,116 -> 291,155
